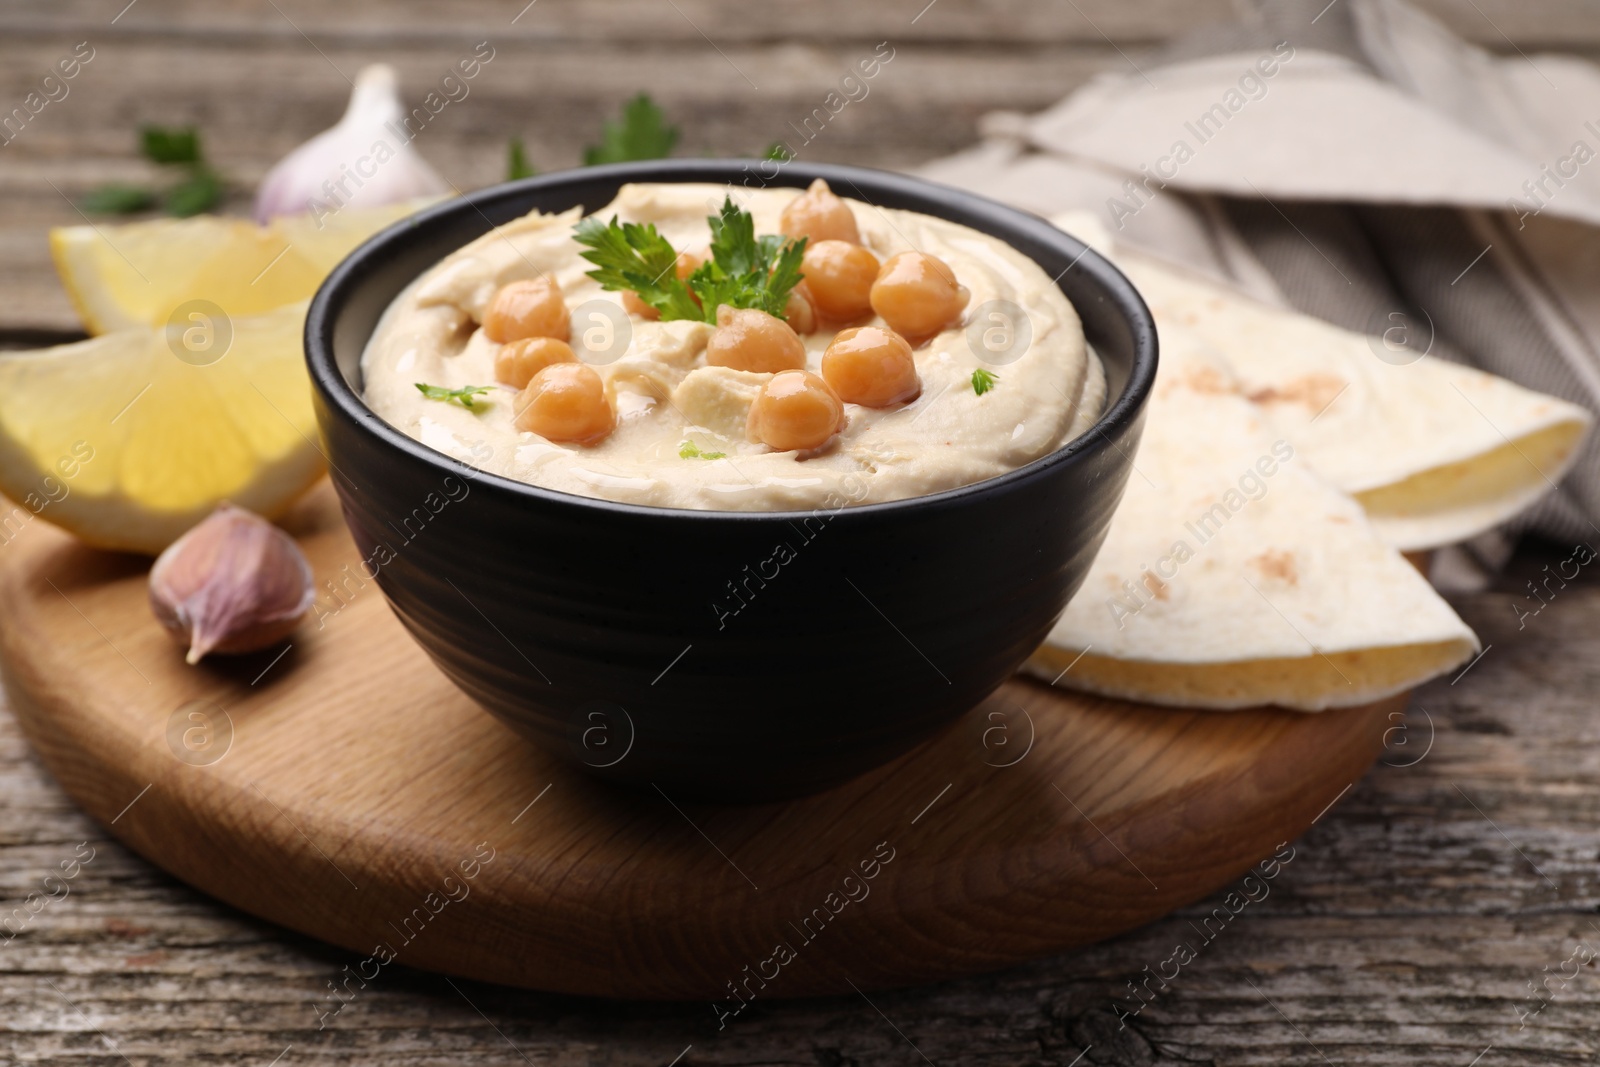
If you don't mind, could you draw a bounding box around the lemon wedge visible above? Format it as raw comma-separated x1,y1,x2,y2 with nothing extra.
0,301,324,554
49,200,433,335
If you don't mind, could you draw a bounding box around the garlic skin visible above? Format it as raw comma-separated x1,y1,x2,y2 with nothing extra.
149,504,316,665
253,63,450,224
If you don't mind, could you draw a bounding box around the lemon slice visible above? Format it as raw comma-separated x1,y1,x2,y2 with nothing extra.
50,200,435,335
0,301,324,554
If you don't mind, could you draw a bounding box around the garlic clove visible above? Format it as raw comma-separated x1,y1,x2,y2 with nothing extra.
149,504,316,665
252,63,451,225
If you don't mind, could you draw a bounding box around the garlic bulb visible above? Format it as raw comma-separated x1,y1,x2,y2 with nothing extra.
149,504,316,664
253,63,450,224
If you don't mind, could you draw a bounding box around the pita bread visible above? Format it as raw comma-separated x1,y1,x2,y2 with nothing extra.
1024,326,1478,710
1049,211,1593,550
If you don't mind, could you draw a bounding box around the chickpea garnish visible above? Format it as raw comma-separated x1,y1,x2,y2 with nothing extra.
821,326,921,408
705,305,807,373
780,178,860,245
494,337,577,390
513,363,615,444
869,252,969,340
483,277,571,343
801,240,880,322
622,251,705,319
785,280,819,335
621,290,652,318
748,370,846,453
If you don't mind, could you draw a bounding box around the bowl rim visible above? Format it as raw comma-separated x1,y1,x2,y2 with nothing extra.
305,158,1159,524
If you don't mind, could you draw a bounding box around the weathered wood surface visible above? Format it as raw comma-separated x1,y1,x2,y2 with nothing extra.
5,2,1600,1063
0,483,1404,1002
1,0,1596,333
2,540,1598,1065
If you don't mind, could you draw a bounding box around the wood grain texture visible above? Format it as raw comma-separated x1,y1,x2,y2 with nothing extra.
3,1,1599,1061
0,527,1596,1065
0,482,1395,1003
0,0,1592,332
1,0,1589,47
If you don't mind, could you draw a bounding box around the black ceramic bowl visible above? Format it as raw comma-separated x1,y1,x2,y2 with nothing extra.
306,160,1156,802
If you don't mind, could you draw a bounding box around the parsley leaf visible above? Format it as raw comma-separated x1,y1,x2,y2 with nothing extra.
584,94,678,166
971,368,999,395
140,125,202,164
763,142,793,162
574,215,703,321
574,197,807,324
507,137,537,180
415,383,493,409
706,199,765,275
164,166,223,217
679,441,727,460
760,235,807,314
86,125,220,216
685,196,807,319
81,184,157,215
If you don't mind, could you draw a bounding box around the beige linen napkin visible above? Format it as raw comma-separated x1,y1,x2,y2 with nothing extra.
921,0,1600,550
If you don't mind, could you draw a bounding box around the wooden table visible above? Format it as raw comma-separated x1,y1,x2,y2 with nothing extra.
5,554,1598,1066
2,0,1596,336
4,2,1599,1064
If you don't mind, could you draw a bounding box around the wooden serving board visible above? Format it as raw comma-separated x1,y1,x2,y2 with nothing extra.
0,483,1397,1000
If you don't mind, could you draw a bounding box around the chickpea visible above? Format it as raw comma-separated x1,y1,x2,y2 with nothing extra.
678,249,707,280
785,280,818,335
801,240,880,322
780,178,860,245
705,305,807,373
623,251,705,320
483,277,571,343
869,252,969,340
513,363,615,444
494,337,577,390
621,289,654,319
748,370,846,453
821,326,921,408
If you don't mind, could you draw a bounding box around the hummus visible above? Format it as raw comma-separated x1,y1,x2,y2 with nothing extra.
361,183,1104,510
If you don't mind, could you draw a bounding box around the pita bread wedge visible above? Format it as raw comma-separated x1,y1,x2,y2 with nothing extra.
1047,210,1592,550
1024,326,1478,711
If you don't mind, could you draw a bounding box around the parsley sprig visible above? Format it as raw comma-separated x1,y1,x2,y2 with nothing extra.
584,94,678,165
679,441,727,460
506,137,537,181
415,383,493,409
84,125,223,217
508,92,676,181
573,216,703,321
971,368,999,395
574,196,807,324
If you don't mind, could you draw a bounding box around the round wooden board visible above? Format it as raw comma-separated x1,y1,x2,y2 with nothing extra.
0,483,1397,1001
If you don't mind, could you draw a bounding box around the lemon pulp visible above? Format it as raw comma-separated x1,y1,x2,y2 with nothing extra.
49,200,431,334
0,302,324,554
